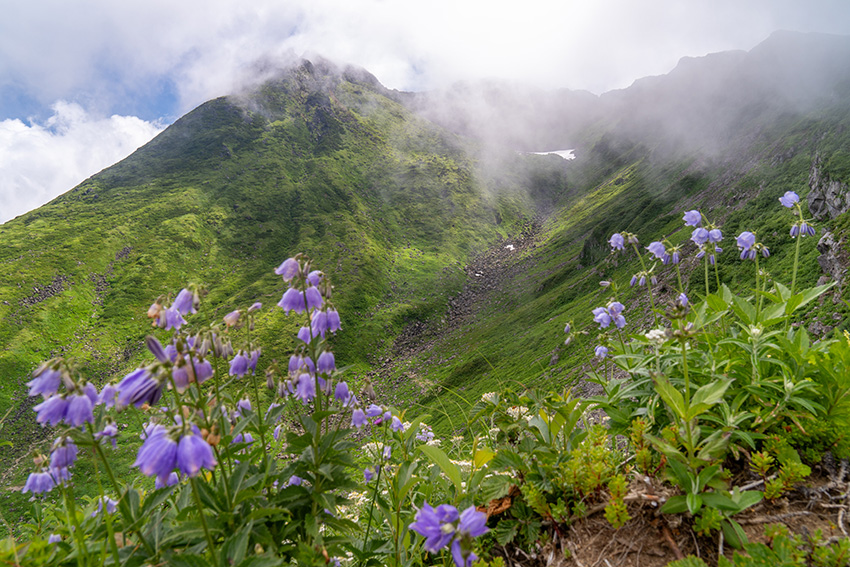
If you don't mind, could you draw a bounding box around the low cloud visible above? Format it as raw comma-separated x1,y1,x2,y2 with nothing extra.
0,101,163,224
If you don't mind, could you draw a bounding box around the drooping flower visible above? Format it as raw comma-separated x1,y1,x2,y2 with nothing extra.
155,472,180,489
334,381,350,404
91,497,118,517
592,307,612,328
176,431,217,477
646,241,667,262
608,233,625,251
326,309,341,332
304,286,324,310
351,409,368,428
50,438,78,470
172,288,197,315
116,368,163,408
59,392,92,427
48,534,61,543
779,191,800,208
365,404,383,418
229,352,249,377
317,351,335,374
163,306,186,331
223,310,241,327
26,362,63,398
364,467,375,482
275,258,301,281
22,470,56,494
295,373,316,405
306,270,323,286
287,475,303,487
595,345,609,359
677,293,689,307
134,427,178,483
691,227,709,246
278,288,306,314
34,395,68,427
391,416,405,432
682,210,701,227
736,231,758,260
708,228,723,243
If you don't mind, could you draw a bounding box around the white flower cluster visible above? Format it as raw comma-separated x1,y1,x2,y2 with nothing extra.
506,405,530,420
645,329,667,346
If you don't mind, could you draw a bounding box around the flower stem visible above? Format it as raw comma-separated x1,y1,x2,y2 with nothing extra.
190,476,219,565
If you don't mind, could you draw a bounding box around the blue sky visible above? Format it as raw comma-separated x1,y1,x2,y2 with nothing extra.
1,0,849,223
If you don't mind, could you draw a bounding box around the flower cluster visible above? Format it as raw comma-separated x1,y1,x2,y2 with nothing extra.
409,503,489,567
684,209,724,265
592,302,626,329
134,423,216,484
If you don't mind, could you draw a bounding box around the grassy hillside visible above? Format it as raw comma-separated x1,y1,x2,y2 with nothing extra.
2,43,850,533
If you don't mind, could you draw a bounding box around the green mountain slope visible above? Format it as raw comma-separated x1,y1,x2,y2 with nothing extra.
2,34,850,521
0,59,556,481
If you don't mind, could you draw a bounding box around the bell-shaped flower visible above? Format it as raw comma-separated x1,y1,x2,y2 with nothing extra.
134,427,177,482
608,233,625,251
295,373,316,405
351,408,368,428
176,431,216,477
34,395,68,426
27,363,62,398
317,351,335,374
229,352,249,377
305,286,323,310
50,438,78,469
779,191,800,208
275,258,300,281
155,472,180,489
682,210,701,227
22,470,56,494
278,287,306,313
409,503,460,553
172,288,197,315
595,345,609,358
116,368,163,408
691,228,709,246
65,393,94,427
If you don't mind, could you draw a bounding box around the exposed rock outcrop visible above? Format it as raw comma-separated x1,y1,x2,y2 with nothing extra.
808,154,850,220
808,155,850,287
816,231,848,287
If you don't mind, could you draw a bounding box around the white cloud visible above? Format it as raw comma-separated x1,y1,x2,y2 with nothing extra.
0,101,163,224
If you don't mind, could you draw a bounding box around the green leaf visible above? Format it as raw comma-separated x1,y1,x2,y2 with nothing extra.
731,296,756,325
478,474,513,502
686,492,703,514
418,444,463,494
493,520,519,545
721,519,748,549
660,494,688,514
221,521,253,567
733,490,763,511
655,377,686,419
473,446,496,468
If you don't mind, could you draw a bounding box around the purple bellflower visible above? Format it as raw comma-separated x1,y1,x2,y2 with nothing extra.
351,408,368,428
134,427,178,484
27,362,63,398
779,191,800,208
34,395,68,427
683,210,701,227
116,368,163,408
595,345,609,359
608,233,625,251
23,470,56,494
176,432,217,477
275,257,301,281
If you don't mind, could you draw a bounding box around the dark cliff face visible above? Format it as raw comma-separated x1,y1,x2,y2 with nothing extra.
809,154,850,221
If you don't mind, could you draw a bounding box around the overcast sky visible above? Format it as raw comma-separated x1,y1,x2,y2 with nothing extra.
1,0,849,223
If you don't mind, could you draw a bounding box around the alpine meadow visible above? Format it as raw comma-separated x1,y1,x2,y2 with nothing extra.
3,30,850,567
